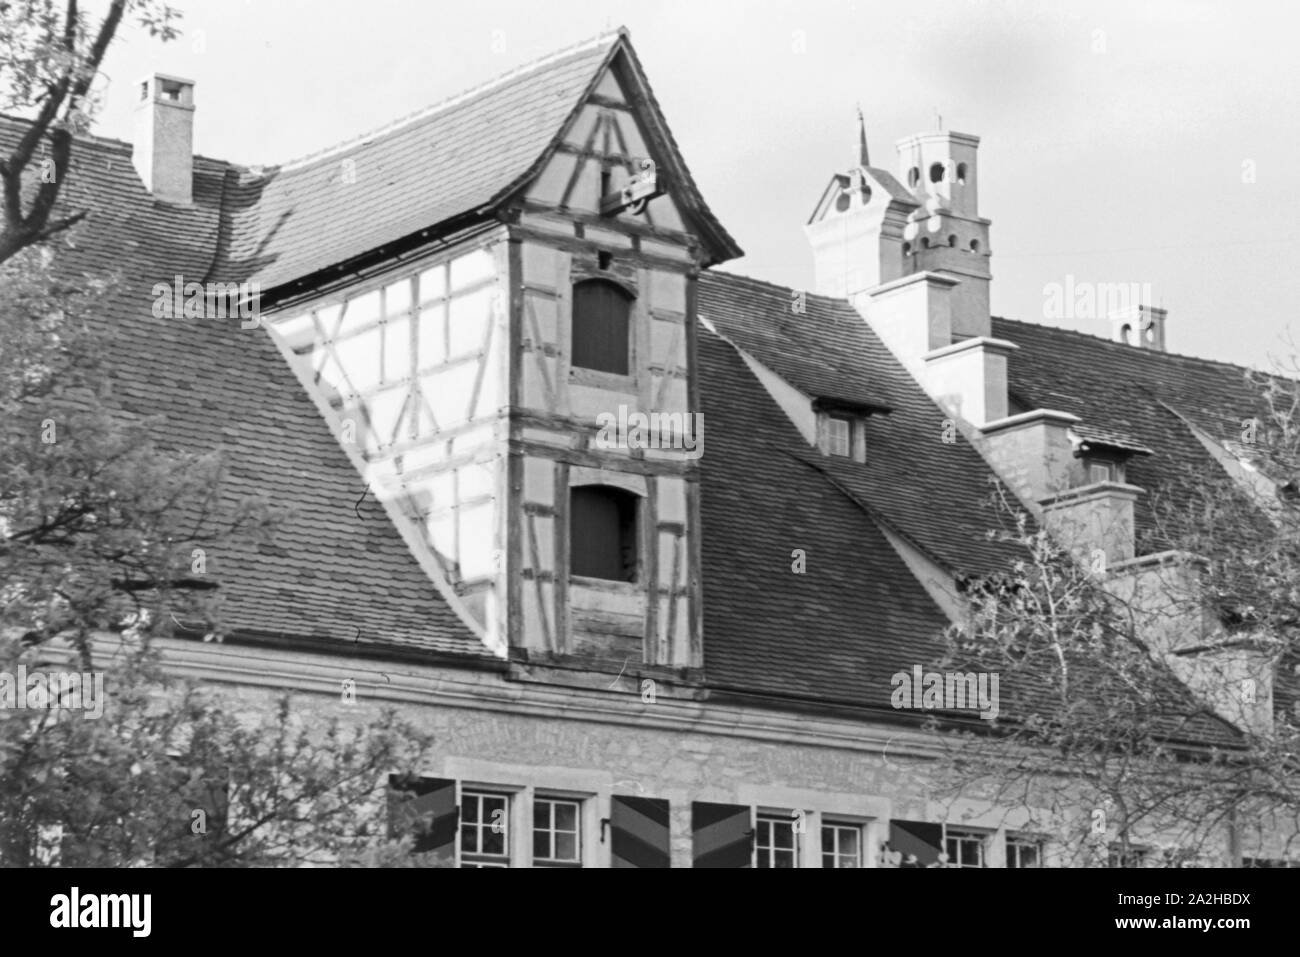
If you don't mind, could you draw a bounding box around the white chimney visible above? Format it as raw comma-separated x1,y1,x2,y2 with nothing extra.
133,73,195,205
1110,304,1167,351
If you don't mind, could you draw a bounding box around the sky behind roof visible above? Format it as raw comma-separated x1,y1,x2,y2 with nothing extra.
90,0,1300,371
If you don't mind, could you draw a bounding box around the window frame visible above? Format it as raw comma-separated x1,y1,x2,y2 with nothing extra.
945,829,988,868
1006,835,1044,868
459,789,513,868
532,795,585,868
818,411,866,462
821,819,865,868
754,811,802,869
568,483,641,584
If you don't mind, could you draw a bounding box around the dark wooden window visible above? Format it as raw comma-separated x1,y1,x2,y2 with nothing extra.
570,485,638,582
572,279,631,375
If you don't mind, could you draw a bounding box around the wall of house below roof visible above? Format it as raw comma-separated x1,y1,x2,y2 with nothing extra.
112,636,1299,867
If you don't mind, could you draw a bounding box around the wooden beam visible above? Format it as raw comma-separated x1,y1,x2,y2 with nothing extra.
513,439,697,479
587,93,633,111
553,459,570,655
507,223,692,275
643,475,659,665
515,199,696,248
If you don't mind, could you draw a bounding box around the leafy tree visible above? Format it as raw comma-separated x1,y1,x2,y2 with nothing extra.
0,0,179,263
929,384,1300,866
0,242,433,868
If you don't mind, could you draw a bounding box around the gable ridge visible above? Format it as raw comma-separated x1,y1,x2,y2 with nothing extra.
272,29,623,174
994,314,1279,381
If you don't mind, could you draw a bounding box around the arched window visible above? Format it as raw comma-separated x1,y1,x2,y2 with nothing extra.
956,162,968,184
572,279,632,375
929,162,945,184
570,485,638,582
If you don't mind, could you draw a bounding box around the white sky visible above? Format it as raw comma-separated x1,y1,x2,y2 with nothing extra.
90,0,1300,370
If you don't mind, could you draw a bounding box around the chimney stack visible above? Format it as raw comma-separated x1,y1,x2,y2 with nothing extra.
1110,304,1167,351
133,74,195,205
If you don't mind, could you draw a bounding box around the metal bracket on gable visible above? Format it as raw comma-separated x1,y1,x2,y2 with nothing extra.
599,159,662,217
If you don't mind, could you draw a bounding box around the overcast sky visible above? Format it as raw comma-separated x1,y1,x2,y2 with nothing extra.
91,0,1300,370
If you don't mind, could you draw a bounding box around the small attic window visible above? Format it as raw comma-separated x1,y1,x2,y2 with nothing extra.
835,190,852,212
1088,461,1116,484
902,241,912,256
1120,323,1134,345
969,239,980,253
908,167,921,188
956,162,968,184
947,234,957,247
160,81,184,102
1083,455,1125,485
929,162,945,184
921,237,931,249
140,81,149,101
818,411,866,462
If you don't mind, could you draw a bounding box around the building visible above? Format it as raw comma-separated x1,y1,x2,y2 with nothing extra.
3,27,1296,867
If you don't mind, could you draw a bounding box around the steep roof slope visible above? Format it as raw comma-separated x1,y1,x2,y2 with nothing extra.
994,316,1278,542
214,29,740,294
700,272,1022,580
0,118,486,657
697,327,956,708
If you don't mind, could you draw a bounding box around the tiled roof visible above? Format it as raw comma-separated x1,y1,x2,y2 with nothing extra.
0,117,487,658
697,326,955,708
216,35,617,291
214,29,740,294
700,272,1021,580
1071,422,1154,456
1,29,1278,738
992,316,1275,541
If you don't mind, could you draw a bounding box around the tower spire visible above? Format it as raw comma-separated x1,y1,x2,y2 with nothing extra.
855,104,869,168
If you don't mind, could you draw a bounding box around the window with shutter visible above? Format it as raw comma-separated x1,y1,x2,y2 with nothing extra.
387,775,459,865
571,279,632,375
570,485,638,582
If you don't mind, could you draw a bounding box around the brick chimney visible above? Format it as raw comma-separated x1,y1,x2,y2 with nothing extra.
133,73,195,205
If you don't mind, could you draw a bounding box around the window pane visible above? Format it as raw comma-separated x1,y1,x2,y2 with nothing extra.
555,831,577,861
555,802,577,832
827,417,852,457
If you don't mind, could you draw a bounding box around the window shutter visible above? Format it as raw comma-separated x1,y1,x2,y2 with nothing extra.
610,795,671,868
388,775,459,864
889,820,943,866
572,280,631,375
691,801,753,868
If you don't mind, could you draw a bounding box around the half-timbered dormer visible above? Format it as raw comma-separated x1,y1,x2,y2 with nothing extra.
260,31,740,685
